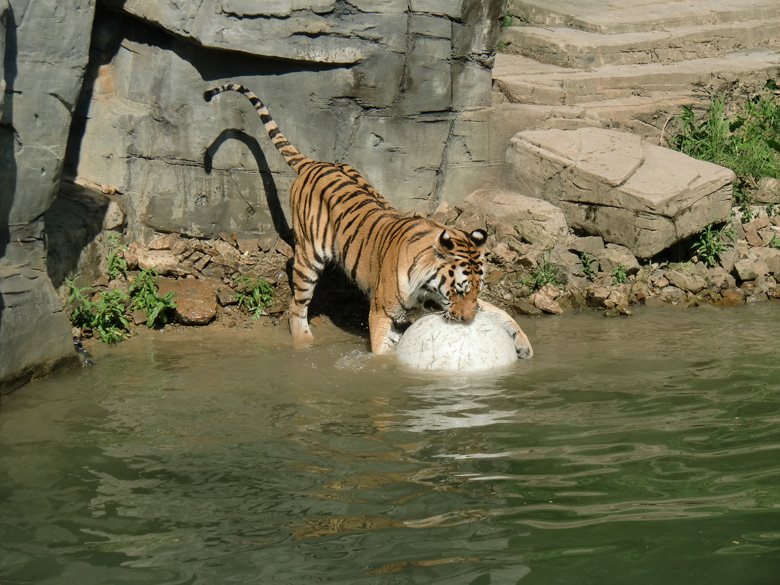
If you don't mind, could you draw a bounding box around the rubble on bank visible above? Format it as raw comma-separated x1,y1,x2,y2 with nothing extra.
72,192,780,345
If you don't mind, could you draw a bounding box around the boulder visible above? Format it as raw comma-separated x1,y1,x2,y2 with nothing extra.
396,311,520,372
596,244,640,276
506,127,735,257
465,189,568,246
157,278,217,325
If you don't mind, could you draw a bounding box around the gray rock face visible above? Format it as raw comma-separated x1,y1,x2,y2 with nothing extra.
506,127,735,258
0,0,504,390
0,0,96,392
72,0,505,242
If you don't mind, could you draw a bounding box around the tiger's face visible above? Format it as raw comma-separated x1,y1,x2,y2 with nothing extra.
429,229,487,322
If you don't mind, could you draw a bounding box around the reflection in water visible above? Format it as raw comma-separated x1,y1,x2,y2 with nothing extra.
1,305,780,584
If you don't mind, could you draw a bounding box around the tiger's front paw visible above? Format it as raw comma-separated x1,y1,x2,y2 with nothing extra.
512,332,534,359
290,320,315,348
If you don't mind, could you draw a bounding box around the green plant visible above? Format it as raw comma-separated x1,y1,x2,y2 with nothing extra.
673,88,780,220
692,223,735,267
770,235,780,250
66,279,130,344
579,252,597,280
105,232,128,280
520,257,561,291
611,263,628,284
128,269,178,328
234,276,274,319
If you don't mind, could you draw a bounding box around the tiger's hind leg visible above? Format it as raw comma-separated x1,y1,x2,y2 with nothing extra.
289,246,324,347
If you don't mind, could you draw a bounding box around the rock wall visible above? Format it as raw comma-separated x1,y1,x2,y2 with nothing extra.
70,0,507,243
0,0,96,393
0,0,506,391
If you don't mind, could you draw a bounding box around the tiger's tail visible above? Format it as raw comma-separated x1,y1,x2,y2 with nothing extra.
204,83,310,173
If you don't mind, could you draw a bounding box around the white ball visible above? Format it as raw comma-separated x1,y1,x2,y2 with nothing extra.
396,311,518,372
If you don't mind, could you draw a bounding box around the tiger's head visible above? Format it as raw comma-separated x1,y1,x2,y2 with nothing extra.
424,228,487,322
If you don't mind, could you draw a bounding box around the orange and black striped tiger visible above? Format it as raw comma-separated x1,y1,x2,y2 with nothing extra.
204,84,532,357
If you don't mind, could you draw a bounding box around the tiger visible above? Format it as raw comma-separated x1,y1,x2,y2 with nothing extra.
204,83,532,358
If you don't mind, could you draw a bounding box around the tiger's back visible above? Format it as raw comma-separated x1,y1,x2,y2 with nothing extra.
204,84,512,355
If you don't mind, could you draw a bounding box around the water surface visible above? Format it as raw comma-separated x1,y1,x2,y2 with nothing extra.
2,305,780,584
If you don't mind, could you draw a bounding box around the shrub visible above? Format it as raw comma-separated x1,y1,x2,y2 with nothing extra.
233,276,274,319
672,84,780,218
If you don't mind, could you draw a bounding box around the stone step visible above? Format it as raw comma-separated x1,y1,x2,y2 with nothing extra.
493,49,780,106
507,0,780,35
504,127,735,258
500,18,780,68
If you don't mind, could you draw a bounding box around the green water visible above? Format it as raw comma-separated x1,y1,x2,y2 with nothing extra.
1,304,780,584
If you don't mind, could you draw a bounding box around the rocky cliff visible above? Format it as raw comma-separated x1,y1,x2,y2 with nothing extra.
0,0,507,392
71,0,506,242
0,0,96,393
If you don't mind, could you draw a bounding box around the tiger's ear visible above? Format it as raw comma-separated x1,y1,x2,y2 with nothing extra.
434,230,456,256
469,229,487,248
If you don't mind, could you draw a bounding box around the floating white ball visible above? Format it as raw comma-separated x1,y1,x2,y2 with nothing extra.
396,311,518,372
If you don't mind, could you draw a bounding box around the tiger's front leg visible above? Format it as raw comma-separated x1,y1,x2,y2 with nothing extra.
478,299,534,359
368,303,403,354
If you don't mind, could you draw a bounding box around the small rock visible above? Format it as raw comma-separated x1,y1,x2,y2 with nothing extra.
530,286,564,314
644,297,667,309
238,238,260,255
718,248,737,273
193,254,211,272
131,308,148,326
103,201,125,230
566,235,605,256
258,232,279,252
586,284,610,307
219,232,238,246
490,242,518,265
705,267,736,290
745,228,765,248
149,233,180,250
718,288,745,305
665,270,706,293
464,189,568,247
756,177,780,203
510,298,542,317
597,244,639,276
454,210,487,233
734,257,769,282
137,249,180,276
604,289,628,309
429,201,459,225
274,238,294,258
659,286,686,305
171,239,190,257
212,239,240,269
157,278,217,325
485,268,504,285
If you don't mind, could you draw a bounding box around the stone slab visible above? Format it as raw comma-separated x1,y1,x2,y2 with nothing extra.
506,127,735,257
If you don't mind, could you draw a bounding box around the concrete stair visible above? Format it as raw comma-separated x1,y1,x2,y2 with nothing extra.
489,0,780,258
495,0,780,137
